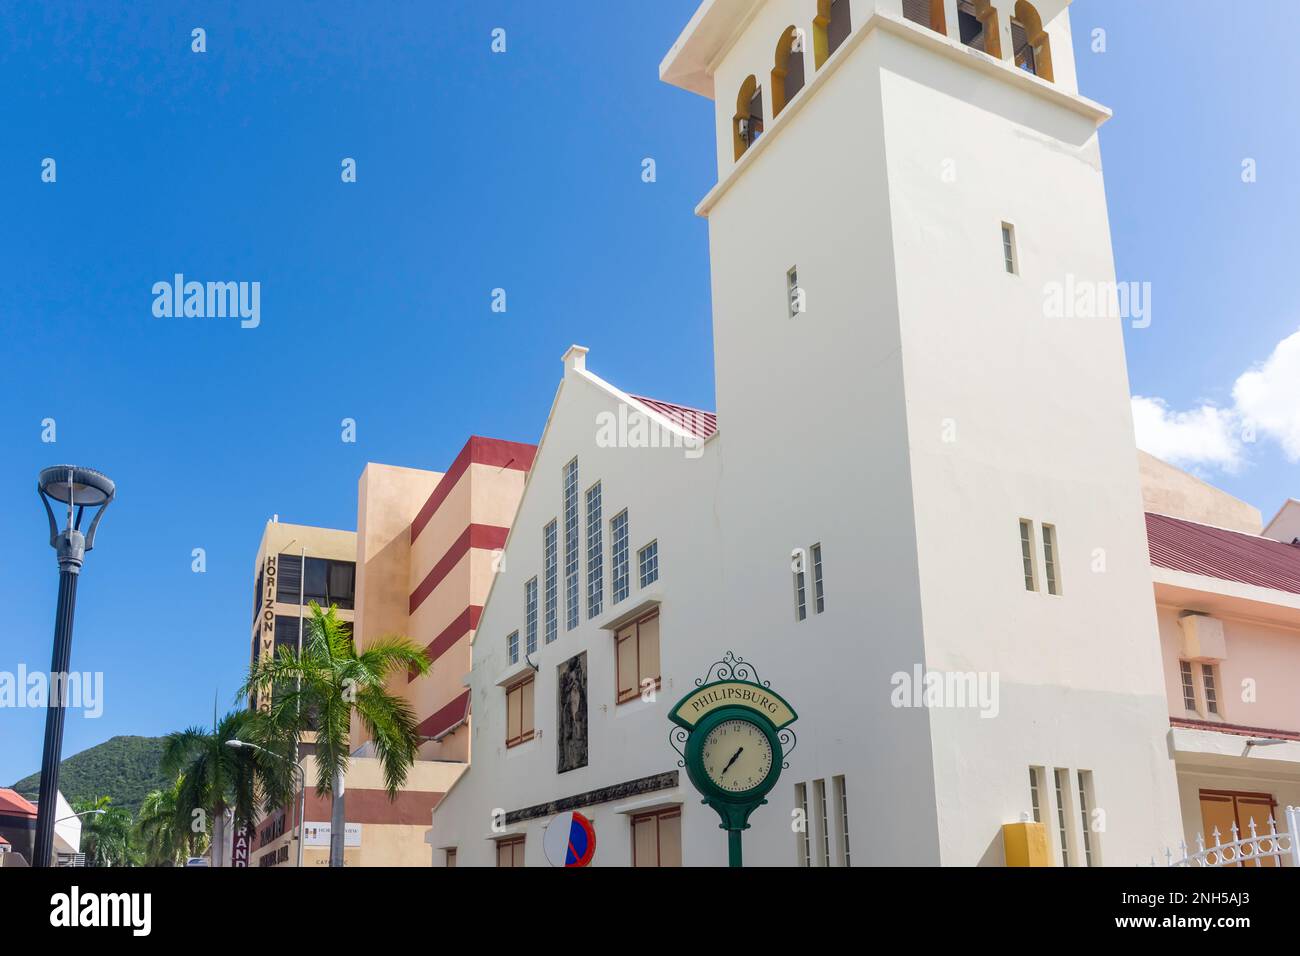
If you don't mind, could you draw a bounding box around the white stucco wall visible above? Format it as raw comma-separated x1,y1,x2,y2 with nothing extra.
703,3,1180,864
429,358,731,865
433,1,1186,866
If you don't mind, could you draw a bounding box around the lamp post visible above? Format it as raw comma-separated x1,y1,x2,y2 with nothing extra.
228,740,307,868
54,809,105,823
33,466,115,869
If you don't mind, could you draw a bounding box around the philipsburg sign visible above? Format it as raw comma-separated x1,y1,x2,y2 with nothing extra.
669,652,798,867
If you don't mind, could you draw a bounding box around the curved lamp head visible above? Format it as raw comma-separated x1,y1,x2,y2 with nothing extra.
38,465,116,564
39,467,115,507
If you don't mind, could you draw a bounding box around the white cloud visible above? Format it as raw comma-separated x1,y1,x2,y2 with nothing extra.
1233,328,1300,462
1131,396,1242,473
1132,325,1300,474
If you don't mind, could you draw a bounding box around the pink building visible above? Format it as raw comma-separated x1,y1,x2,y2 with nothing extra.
1142,454,1300,863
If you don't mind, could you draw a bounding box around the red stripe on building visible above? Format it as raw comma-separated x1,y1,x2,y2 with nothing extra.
417,689,472,739
410,436,537,544
409,524,509,615
410,604,482,677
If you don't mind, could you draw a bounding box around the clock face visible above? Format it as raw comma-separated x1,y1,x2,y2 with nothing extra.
700,718,774,794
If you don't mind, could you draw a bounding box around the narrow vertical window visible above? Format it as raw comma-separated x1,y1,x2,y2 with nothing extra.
1179,660,1197,711
833,775,851,867
793,551,808,622
814,778,831,866
771,26,806,118
958,0,1002,57
733,76,764,160
638,540,659,588
903,0,946,34
1019,519,1038,591
1201,664,1219,715
1053,768,1071,866
811,543,825,613
1011,15,1036,74
1077,771,1096,867
543,520,558,644
795,783,811,867
1012,1,1054,82
524,578,538,656
611,510,630,603
507,630,519,665
1001,222,1018,274
1041,524,1060,595
563,459,580,630
787,266,803,318
1028,767,1042,823
586,482,603,619
827,0,851,56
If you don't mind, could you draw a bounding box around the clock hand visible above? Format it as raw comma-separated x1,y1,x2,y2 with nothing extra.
720,747,744,777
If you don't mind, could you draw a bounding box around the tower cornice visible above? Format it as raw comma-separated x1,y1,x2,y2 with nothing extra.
692,11,1111,219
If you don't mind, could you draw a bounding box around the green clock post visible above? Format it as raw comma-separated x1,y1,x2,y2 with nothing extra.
669,652,798,867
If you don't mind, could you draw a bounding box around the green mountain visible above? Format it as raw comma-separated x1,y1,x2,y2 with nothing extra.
10,735,170,817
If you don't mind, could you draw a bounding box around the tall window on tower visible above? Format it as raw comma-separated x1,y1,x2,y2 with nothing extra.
771,26,806,118
1001,222,1018,274
957,1,1002,58
902,0,947,35
1041,523,1061,596
1012,1,1054,82
733,76,764,161
1019,519,1038,592
811,0,854,70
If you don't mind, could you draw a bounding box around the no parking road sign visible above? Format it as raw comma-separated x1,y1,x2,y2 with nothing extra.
543,811,596,867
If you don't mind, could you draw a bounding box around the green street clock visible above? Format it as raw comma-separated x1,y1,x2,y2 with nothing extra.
669,652,798,867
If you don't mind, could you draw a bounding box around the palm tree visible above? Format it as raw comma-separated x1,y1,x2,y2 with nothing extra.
136,775,197,866
76,796,137,867
162,709,258,867
240,602,429,867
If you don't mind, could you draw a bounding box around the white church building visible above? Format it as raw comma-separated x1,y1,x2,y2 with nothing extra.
427,0,1186,866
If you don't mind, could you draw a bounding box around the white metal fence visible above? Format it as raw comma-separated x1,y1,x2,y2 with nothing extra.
1154,805,1300,867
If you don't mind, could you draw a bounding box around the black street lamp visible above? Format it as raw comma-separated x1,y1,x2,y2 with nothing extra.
33,466,115,868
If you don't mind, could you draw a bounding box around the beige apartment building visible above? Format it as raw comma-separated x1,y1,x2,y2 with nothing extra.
246,435,536,866
248,519,358,714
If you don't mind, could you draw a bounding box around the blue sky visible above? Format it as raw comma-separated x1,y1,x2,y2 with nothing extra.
1,0,1296,787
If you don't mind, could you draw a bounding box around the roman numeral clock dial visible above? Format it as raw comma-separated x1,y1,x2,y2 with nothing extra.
701,718,773,794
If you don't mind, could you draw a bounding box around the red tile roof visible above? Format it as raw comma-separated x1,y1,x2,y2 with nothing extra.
630,395,719,440
0,789,37,818
1170,716,1300,742
1147,513,1300,596
0,834,10,845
